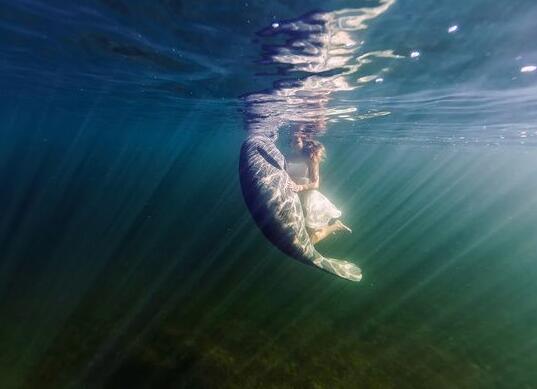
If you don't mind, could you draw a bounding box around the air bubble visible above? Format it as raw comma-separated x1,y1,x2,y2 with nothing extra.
521,65,536,73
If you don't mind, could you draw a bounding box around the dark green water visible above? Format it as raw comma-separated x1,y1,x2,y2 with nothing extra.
2,0,537,388
2,101,537,387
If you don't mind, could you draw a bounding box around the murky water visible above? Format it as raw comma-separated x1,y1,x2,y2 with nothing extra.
1,0,537,388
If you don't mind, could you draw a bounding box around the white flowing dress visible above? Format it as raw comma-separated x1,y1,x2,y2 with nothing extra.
287,160,342,229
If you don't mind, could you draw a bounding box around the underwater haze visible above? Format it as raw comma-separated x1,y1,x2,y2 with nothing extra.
1,0,537,388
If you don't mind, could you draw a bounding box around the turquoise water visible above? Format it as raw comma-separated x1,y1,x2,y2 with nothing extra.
1,0,537,388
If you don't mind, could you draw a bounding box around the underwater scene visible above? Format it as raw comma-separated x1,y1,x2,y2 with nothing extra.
1,0,537,387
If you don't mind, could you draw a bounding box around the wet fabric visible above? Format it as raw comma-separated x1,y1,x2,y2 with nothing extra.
286,161,342,229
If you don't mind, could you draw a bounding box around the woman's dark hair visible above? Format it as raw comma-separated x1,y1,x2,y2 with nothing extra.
302,139,326,162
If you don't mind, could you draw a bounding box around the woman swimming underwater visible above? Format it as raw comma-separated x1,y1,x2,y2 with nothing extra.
287,131,352,245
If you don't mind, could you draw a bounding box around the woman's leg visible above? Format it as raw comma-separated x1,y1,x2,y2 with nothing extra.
308,224,340,245
334,220,352,233
308,220,352,245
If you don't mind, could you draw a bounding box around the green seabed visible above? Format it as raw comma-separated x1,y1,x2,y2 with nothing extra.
19,279,493,389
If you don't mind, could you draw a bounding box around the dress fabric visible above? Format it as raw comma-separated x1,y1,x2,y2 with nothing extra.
286,161,342,229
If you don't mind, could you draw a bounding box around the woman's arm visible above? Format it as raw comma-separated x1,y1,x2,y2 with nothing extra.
306,158,320,190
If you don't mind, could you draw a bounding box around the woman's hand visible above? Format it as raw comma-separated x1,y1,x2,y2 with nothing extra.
291,181,318,192
288,180,302,192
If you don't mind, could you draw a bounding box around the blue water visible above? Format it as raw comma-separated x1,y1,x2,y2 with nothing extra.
1,0,537,388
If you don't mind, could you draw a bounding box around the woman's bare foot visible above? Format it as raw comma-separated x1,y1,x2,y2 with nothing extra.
334,220,352,233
